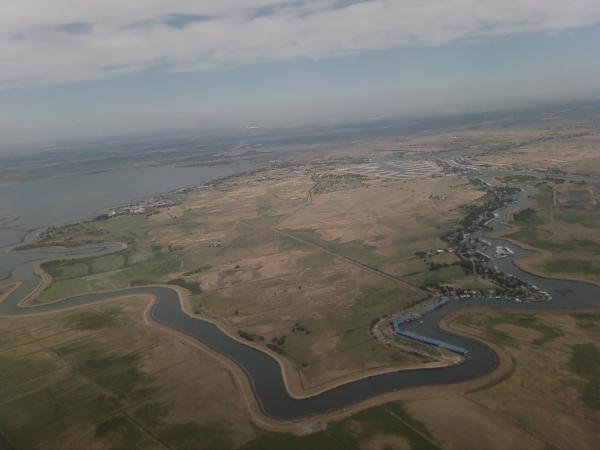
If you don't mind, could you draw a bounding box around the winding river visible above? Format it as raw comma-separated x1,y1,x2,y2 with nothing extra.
1,181,599,421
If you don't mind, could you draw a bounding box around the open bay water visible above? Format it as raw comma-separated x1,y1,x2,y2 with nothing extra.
0,162,262,248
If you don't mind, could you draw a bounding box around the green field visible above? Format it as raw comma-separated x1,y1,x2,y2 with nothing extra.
569,343,600,411
402,264,494,290
506,182,600,281
0,299,439,449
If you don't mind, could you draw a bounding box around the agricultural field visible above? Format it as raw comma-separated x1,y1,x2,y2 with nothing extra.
25,165,489,388
1,287,598,448
472,128,600,176
0,292,443,450
504,180,600,283
0,297,257,449
430,309,600,449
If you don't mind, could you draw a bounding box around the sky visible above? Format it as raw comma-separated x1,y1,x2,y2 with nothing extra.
1,0,600,146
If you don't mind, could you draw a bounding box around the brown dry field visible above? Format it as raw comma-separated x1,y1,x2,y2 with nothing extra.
322,126,600,176
146,168,483,388
22,161,486,392
324,128,559,159
472,130,600,175
554,185,597,210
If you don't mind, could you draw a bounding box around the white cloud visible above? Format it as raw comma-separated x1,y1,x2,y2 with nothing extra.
2,0,600,89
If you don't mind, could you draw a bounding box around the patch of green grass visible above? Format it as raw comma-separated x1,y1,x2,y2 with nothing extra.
168,278,203,295
61,310,116,331
483,321,518,348
283,229,385,268
355,285,420,312
573,239,600,255
0,354,60,392
297,252,335,270
274,232,308,252
571,314,600,337
385,401,437,443
500,174,537,184
569,343,600,410
245,401,437,450
402,265,470,288
533,183,555,211
158,421,235,449
274,281,424,376
35,215,183,302
42,257,95,280
248,213,286,228
555,210,600,229
468,355,517,394
476,314,563,348
542,259,600,276
508,184,552,241
91,251,131,272
506,184,600,273
95,415,151,449
132,402,170,428
31,277,91,305
55,345,153,401
509,314,564,346
81,215,149,244
0,305,162,448
182,265,212,276
0,376,119,448
35,250,181,304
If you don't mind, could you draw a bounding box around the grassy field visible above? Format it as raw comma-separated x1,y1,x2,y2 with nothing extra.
0,299,441,449
506,181,600,283
0,298,257,449
31,169,485,387
402,264,495,290
403,309,600,449
2,294,599,449
472,127,600,175
35,215,181,304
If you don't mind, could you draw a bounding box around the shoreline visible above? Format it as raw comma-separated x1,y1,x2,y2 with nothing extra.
0,264,465,430
0,274,515,435
2,163,268,253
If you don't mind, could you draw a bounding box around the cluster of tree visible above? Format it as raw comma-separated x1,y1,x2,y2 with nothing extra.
271,335,287,346
292,323,310,334
238,330,257,341
513,208,536,222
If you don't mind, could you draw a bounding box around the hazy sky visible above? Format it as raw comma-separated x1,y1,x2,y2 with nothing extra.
1,1,600,145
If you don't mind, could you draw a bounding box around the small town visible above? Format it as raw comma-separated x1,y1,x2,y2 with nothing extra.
96,196,174,219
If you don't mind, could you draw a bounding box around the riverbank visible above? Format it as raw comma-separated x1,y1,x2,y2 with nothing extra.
5,236,598,426
0,281,514,435
0,263,464,433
